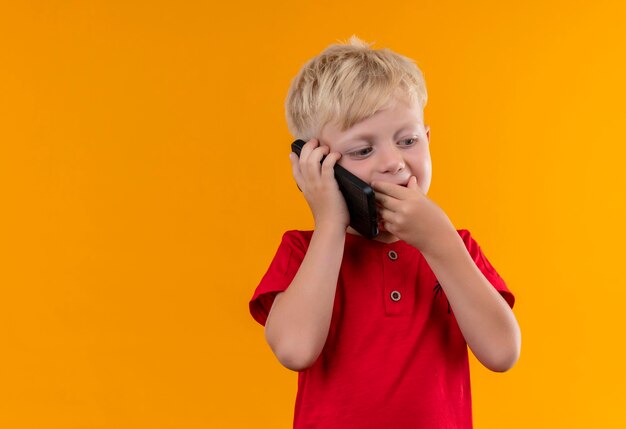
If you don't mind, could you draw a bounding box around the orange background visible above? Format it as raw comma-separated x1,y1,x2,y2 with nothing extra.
1,1,625,427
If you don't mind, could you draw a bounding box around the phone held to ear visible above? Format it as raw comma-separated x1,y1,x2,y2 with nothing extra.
291,139,379,239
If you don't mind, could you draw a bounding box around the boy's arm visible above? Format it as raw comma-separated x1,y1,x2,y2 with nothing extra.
371,179,521,372
420,230,521,372
264,224,345,372
265,139,348,371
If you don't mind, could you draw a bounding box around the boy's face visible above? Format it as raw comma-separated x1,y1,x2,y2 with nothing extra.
319,96,432,195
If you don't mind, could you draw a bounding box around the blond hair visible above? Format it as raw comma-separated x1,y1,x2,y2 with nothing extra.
285,35,428,141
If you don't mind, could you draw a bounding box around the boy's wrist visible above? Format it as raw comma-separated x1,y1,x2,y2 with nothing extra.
418,228,464,261
314,222,347,237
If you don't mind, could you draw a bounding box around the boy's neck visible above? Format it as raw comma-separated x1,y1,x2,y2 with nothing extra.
346,226,401,244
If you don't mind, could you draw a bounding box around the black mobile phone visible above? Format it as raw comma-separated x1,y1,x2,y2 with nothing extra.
291,139,379,239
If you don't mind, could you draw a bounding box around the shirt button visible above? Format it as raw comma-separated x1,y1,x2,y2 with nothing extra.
388,250,398,260
390,290,402,302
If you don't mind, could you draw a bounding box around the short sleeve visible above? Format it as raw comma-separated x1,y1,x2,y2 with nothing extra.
457,229,515,309
248,230,309,326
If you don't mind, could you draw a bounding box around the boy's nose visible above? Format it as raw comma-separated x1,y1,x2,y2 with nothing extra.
378,145,406,174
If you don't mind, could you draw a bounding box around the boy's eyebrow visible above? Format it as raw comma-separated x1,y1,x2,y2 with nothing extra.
340,124,419,145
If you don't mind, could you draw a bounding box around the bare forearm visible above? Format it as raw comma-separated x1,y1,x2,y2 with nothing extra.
264,225,345,370
420,231,521,372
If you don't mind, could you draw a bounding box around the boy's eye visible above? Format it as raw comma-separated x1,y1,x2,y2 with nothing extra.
400,138,418,146
349,147,373,157
348,138,418,158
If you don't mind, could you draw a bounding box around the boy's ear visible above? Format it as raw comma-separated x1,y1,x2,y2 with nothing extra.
425,125,430,142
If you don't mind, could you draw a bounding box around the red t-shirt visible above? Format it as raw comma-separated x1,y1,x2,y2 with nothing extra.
249,229,515,429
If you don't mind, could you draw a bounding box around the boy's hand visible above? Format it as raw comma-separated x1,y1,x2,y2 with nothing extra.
289,139,350,231
372,176,457,253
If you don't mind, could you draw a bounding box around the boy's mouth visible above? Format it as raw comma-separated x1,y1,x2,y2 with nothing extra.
372,179,411,188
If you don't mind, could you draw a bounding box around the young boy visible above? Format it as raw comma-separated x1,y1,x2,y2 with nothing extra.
249,36,521,428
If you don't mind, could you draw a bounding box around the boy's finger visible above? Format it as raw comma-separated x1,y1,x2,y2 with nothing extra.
304,145,330,180
378,206,390,218
321,152,341,178
299,144,321,181
407,176,418,189
375,190,397,203
371,180,409,199
308,144,329,165
375,193,400,212
289,152,305,190
299,138,318,164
